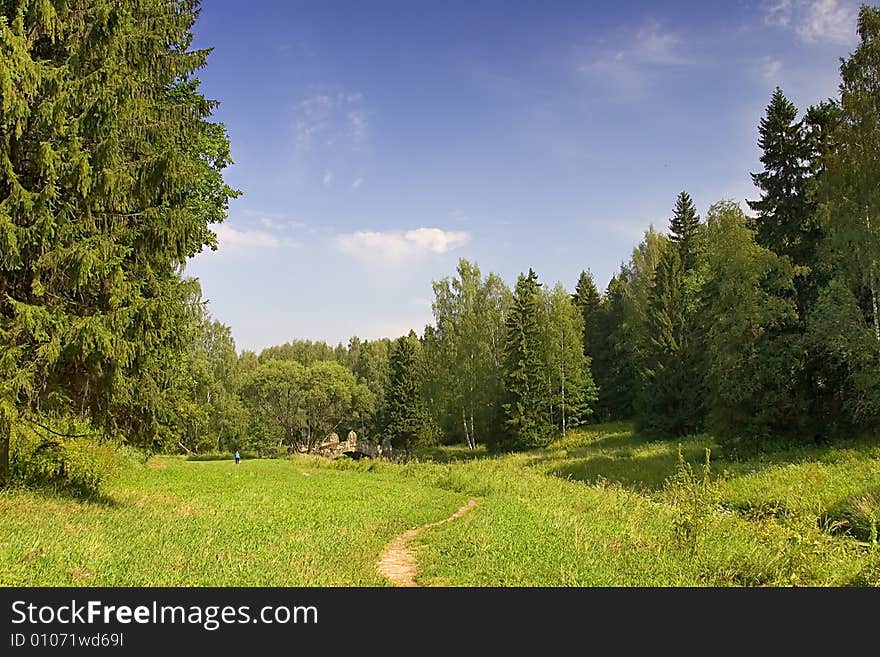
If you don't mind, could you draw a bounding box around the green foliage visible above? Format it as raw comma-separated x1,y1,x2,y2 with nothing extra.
384,331,427,450
572,269,602,360
637,247,701,436
499,269,553,450
669,191,701,271
819,6,880,337
9,417,126,496
542,282,597,433
589,228,669,421
0,0,238,482
701,201,804,451
425,259,509,448
804,279,880,434
240,358,371,453
662,446,716,553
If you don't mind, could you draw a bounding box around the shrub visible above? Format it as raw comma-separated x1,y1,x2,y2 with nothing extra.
9,417,125,497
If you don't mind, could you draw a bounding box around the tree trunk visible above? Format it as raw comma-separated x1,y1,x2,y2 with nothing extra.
867,209,880,340
0,415,9,487
469,412,476,450
461,407,474,450
561,326,566,437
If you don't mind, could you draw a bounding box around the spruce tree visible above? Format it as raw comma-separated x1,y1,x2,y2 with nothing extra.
572,270,602,360
637,247,698,436
748,87,822,314
499,269,552,450
0,1,238,482
384,331,425,450
669,192,701,270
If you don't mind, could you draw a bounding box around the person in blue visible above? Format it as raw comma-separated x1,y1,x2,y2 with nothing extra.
234,450,240,465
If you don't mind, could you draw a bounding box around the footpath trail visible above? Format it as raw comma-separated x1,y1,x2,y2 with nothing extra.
377,499,478,587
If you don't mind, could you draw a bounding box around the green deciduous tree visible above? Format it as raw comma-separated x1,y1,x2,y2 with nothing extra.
543,283,597,435
820,6,880,340
0,0,238,482
427,259,509,448
701,201,803,453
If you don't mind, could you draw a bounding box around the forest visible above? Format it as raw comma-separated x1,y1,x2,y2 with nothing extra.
0,2,879,486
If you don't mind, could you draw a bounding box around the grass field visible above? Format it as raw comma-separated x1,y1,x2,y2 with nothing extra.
3,423,879,586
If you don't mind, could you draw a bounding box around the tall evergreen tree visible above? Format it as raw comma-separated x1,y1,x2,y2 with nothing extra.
748,87,822,313
637,247,700,436
669,192,701,270
498,269,552,450
572,270,602,360
0,0,238,482
384,331,425,450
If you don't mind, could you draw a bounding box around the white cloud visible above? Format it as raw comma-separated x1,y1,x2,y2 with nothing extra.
213,224,299,250
762,0,858,44
797,0,856,43
335,227,470,265
323,171,334,188
352,177,364,189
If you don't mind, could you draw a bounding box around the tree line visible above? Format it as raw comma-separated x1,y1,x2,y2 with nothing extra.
2,2,880,483
181,6,880,456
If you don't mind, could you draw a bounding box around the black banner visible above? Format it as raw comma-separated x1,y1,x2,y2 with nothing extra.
1,587,876,653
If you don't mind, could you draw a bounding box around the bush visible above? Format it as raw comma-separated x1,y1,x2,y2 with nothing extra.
9,417,126,497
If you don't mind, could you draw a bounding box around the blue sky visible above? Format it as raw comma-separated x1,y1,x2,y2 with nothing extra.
185,0,863,352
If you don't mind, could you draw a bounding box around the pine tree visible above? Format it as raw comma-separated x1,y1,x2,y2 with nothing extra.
572,270,602,360
748,87,822,315
499,269,552,450
0,1,238,482
669,192,701,270
384,331,425,450
637,247,699,436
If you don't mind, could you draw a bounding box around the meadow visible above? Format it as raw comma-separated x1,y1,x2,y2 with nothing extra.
2,424,879,586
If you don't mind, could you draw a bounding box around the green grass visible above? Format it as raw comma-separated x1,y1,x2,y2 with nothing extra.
3,423,880,586
407,425,880,586
0,456,466,586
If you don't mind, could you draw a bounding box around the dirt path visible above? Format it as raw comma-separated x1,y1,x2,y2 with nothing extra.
377,499,477,587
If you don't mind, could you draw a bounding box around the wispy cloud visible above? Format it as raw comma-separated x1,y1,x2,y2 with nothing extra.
764,0,794,27
323,171,334,188
335,227,470,265
352,177,364,189
292,91,368,151
577,20,691,94
213,224,300,250
761,56,784,81
762,0,858,44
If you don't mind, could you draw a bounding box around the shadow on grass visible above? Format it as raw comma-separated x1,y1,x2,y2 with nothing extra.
548,446,708,492
528,428,713,492
2,481,120,508
413,445,489,464
184,452,263,462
